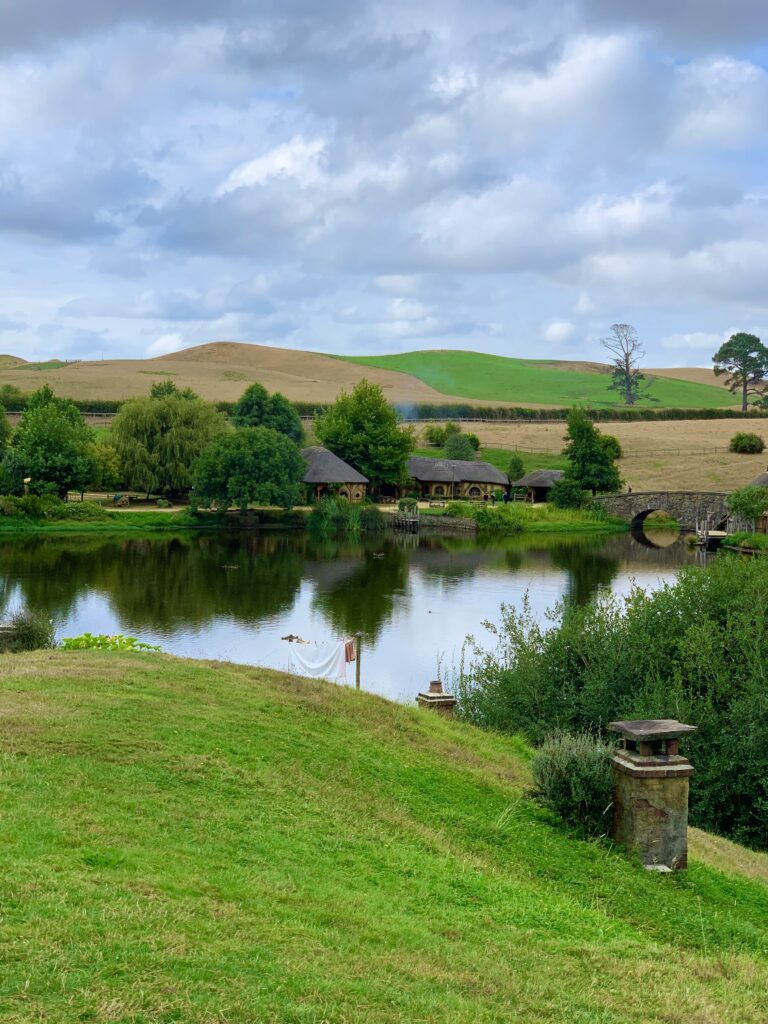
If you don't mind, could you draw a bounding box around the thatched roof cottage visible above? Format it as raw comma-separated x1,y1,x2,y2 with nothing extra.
511,469,565,503
406,456,508,500
301,446,368,502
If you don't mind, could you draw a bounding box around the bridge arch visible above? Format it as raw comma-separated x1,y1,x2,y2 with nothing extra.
593,491,730,533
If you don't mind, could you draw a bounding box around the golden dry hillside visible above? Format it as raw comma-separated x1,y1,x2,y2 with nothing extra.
0,342,478,405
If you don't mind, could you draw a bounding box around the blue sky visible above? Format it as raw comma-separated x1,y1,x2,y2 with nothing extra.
2,0,768,366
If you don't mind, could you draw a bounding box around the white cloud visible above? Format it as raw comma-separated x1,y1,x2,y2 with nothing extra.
542,320,575,343
146,332,186,356
575,291,594,314
217,136,326,195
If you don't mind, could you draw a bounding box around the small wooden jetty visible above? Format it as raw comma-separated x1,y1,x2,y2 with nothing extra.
693,513,732,551
392,507,420,533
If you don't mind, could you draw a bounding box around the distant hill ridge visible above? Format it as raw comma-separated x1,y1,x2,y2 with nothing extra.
0,341,736,409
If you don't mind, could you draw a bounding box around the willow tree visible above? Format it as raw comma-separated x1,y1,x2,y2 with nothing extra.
111,393,226,498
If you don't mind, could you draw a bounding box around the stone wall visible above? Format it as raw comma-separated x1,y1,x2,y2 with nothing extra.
594,491,729,531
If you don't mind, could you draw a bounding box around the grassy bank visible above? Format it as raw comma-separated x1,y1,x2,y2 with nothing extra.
0,507,309,536
412,445,568,475
424,500,628,534
0,651,766,1022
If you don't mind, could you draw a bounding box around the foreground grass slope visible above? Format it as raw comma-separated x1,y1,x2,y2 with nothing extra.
1,652,767,1023
346,351,735,408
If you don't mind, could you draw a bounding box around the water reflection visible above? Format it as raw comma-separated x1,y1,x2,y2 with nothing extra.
0,528,703,702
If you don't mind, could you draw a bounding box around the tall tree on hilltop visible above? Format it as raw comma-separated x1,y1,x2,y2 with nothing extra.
315,379,413,490
712,333,768,412
562,407,621,496
602,323,646,406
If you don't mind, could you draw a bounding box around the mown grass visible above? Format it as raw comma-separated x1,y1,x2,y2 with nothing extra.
346,351,735,408
0,652,766,1022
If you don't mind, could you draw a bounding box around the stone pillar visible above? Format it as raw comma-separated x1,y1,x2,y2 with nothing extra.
416,680,457,718
609,719,697,872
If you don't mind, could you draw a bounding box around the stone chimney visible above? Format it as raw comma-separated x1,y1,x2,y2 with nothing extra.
609,719,697,872
416,680,457,718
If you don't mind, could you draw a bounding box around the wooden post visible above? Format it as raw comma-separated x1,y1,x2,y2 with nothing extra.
355,633,362,690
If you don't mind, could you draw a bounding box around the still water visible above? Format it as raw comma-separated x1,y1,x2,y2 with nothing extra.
0,528,704,702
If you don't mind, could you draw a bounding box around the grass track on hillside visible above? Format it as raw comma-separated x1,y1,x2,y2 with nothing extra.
346,351,735,408
1,651,767,1023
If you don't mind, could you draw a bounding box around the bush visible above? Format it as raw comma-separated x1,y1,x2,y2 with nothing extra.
599,434,623,460
455,555,768,850
466,432,481,451
444,433,476,461
60,633,160,651
729,432,765,454
549,477,585,509
360,504,385,531
726,485,768,523
0,609,55,653
531,732,613,835
398,497,418,512
157,498,171,508
424,425,446,447
474,504,525,534
444,501,471,519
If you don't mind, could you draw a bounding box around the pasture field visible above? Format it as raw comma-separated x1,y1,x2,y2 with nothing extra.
418,418,768,492
346,350,736,408
1,341,737,409
0,650,767,1023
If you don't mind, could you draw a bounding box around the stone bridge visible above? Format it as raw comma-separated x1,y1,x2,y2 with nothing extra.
593,491,730,531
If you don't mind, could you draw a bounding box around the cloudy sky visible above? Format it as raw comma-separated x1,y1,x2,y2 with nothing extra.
2,1,768,365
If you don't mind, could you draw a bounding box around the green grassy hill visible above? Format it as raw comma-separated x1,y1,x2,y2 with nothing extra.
2,651,768,1022
344,350,735,408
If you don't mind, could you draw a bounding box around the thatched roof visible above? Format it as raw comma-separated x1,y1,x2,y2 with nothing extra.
511,469,565,488
748,471,768,487
301,446,368,484
407,456,509,486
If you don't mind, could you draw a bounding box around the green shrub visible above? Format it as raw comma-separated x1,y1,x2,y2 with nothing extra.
726,485,768,522
722,531,768,551
549,477,585,509
599,434,623,460
424,424,446,447
56,501,112,521
444,501,471,519
157,497,171,508
530,732,613,835
60,633,160,651
0,609,55,653
466,432,481,451
444,433,476,461
507,453,524,481
473,504,525,533
360,504,385,531
455,555,768,850
398,497,418,512
729,432,765,454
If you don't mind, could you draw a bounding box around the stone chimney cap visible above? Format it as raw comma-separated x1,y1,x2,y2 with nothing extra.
609,719,697,741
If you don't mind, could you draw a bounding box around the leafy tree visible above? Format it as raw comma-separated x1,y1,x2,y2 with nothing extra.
466,432,481,451
232,382,303,443
444,432,476,461
87,441,123,491
12,385,95,497
192,427,305,510
726,485,768,526
0,404,11,451
562,407,621,496
599,434,623,460
549,477,585,509
315,379,413,489
111,394,226,498
150,380,198,401
713,333,768,412
728,432,765,454
424,424,446,447
602,323,647,405
507,453,524,481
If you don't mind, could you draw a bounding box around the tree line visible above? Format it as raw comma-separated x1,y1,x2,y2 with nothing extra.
0,378,418,508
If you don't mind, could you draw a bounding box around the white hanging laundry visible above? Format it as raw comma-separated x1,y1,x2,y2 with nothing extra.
289,640,348,683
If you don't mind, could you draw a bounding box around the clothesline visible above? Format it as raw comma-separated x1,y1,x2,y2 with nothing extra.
284,634,359,685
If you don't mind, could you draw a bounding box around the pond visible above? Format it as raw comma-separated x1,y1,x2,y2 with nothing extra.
0,528,706,703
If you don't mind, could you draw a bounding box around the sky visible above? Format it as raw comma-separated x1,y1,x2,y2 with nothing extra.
2,1,768,366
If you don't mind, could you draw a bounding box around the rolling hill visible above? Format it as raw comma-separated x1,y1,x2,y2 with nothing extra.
344,350,736,409
1,649,767,1022
0,341,737,409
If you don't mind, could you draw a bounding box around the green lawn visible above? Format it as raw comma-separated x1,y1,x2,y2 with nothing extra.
344,350,735,408
1,651,767,1022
